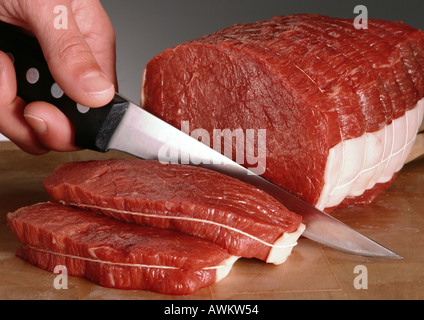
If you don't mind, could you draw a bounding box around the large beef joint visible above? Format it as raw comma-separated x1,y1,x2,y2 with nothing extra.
142,14,424,211
43,159,305,265
7,202,238,295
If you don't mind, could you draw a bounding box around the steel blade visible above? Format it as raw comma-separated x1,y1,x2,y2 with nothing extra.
238,174,402,259
108,102,402,259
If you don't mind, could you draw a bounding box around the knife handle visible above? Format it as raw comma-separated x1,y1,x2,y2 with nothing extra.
0,21,129,152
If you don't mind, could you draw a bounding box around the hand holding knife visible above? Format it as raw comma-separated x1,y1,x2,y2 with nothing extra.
0,21,402,259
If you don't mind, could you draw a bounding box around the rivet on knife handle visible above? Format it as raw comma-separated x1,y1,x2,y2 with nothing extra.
0,21,129,152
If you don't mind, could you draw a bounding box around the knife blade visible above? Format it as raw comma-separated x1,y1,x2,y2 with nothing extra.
0,21,401,259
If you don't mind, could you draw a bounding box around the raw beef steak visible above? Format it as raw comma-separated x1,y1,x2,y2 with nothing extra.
7,202,238,295
141,14,424,211
43,159,305,265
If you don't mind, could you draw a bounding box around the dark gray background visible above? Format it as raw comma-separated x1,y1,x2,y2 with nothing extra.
100,0,424,104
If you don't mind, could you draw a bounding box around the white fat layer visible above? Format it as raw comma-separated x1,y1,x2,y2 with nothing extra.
266,223,306,265
216,256,240,282
316,98,424,210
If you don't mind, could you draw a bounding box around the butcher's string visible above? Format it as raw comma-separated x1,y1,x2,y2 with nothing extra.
23,245,229,270
59,201,299,249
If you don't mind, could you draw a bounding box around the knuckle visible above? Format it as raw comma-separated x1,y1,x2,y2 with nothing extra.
55,33,92,64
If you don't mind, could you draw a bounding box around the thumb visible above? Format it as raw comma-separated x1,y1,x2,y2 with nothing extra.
27,2,115,108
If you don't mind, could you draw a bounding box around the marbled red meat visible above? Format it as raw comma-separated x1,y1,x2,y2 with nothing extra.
7,202,237,295
141,14,424,211
43,159,305,265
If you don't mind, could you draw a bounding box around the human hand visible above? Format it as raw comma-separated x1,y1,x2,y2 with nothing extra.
0,0,117,154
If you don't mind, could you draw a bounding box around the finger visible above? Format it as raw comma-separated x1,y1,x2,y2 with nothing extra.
0,50,48,155
25,0,115,108
73,0,118,89
24,101,81,152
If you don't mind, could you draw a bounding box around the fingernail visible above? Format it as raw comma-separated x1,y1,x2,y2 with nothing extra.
80,71,114,95
24,114,47,134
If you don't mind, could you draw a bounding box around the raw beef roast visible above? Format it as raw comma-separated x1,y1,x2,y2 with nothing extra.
7,202,238,295
43,159,305,265
142,14,424,211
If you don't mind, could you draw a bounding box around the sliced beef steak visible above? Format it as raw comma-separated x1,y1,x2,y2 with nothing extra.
7,202,238,295
141,14,424,211
43,159,305,265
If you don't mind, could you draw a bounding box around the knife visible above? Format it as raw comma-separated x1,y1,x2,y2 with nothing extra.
0,21,401,259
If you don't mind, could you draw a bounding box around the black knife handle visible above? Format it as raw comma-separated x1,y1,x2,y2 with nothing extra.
0,21,129,152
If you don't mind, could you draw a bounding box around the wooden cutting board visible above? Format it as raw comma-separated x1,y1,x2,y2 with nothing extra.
1,141,423,300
